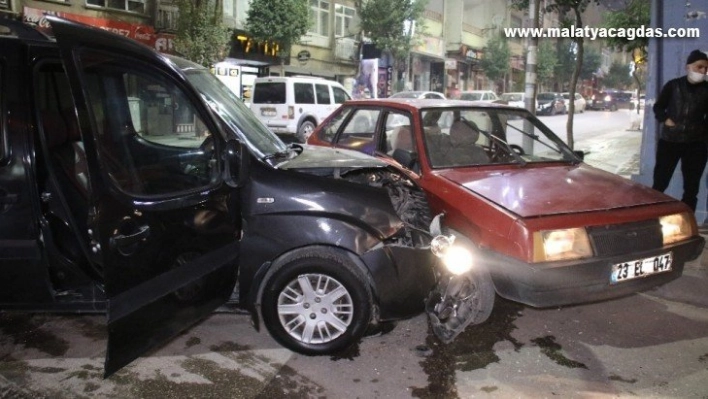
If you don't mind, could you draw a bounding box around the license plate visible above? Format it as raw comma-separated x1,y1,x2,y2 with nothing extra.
261,107,276,117
610,253,672,284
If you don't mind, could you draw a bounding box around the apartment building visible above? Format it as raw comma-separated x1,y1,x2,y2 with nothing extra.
2,0,608,99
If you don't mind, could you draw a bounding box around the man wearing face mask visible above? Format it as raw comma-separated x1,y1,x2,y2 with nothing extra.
652,49,708,211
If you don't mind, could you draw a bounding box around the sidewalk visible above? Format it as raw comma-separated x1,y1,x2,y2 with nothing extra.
643,227,708,308
579,118,708,308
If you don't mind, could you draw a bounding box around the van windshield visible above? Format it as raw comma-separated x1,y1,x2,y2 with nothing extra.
183,69,288,158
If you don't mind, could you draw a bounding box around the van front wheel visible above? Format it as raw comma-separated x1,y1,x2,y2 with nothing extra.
298,120,316,142
261,248,373,355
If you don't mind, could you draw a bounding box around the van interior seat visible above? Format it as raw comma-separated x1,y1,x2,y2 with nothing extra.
41,109,91,264
43,110,89,198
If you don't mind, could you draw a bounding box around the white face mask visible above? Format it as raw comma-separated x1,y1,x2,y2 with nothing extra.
687,70,706,84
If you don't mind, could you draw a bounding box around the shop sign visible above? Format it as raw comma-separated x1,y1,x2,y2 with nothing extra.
22,6,175,54
460,45,481,62
297,50,311,63
214,67,240,77
445,59,457,70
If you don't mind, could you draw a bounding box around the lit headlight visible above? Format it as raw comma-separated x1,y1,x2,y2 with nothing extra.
430,235,473,275
604,95,611,102
660,212,695,244
442,246,473,275
533,228,593,262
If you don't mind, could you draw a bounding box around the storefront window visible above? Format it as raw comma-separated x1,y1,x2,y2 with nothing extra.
86,0,146,14
308,0,329,37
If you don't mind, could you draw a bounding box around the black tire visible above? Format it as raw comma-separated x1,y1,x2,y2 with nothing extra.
261,247,373,355
297,120,317,143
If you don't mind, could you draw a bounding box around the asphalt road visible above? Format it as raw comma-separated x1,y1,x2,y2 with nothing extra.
1,287,706,398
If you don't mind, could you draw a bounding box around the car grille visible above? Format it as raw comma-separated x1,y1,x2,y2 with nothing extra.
587,220,663,257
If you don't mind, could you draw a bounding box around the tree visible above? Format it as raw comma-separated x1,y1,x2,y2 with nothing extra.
175,0,230,67
603,61,633,89
602,0,650,113
580,46,601,81
479,33,511,91
553,39,576,90
545,0,600,150
537,40,558,90
245,0,311,76
357,0,428,88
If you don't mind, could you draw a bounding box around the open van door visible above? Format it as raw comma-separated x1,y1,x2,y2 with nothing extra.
47,16,239,376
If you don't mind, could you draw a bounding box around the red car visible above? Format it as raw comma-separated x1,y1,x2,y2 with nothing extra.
308,98,704,319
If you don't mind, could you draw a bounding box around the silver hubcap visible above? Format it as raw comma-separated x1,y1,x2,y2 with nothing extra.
301,124,314,141
277,273,354,344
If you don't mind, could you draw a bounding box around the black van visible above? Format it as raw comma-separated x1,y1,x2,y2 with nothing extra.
0,17,444,376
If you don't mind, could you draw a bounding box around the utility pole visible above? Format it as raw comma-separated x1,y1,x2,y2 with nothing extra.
523,0,540,153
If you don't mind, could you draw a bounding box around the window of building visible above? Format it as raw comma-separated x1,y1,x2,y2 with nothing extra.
334,4,355,37
86,0,146,14
157,4,178,30
0,0,11,11
309,0,329,37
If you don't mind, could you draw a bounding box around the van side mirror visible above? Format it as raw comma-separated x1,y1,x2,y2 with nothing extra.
573,150,585,161
223,140,249,188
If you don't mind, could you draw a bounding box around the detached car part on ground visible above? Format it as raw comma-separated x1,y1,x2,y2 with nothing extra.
0,18,473,375
308,98,705,343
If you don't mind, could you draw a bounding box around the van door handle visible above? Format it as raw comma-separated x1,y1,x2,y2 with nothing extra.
110,225,150,248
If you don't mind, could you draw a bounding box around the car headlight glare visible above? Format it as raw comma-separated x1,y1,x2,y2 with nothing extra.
430,234,473,275
604,95,611,102
534,228,592,262
442,245,473,275
660,212,695,245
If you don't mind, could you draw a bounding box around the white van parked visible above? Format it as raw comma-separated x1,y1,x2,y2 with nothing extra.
251,76,351,142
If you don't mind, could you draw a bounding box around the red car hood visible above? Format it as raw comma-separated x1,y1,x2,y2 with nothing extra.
437,164,674,218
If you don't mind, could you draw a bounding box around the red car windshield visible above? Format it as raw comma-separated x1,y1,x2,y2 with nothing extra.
419,107,577,168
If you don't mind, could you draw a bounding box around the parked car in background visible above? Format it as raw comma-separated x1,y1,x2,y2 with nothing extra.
612,91,634,109
250,76,351,142
0,17,456,375
536,92,567,115
588,91,618,111
500,92,526,108
459,90,499,102
390,91,446,100
561,92,587,113
309,98,704,330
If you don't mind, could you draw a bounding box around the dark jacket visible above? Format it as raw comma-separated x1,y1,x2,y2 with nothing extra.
653,76,708,143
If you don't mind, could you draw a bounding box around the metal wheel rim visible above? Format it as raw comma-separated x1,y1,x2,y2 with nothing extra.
277,273,354,344
301,124,314,141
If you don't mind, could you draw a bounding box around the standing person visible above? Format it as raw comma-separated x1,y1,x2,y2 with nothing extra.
652,49,708,211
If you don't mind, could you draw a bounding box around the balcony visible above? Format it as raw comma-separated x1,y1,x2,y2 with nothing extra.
335,37,358,62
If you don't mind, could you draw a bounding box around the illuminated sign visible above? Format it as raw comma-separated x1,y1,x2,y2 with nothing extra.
228,30,285,65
